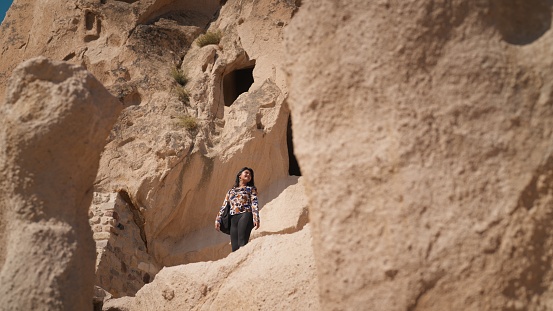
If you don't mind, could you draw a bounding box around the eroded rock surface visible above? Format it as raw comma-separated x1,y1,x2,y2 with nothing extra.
103,225,319,311
6,0,551,310
285,0,553,310
0,57,121,310
1,0,300,298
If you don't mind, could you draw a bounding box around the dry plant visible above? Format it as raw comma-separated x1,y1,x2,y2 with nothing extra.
196,30,222,47
176,115,198,131
171,68,188,86
173,86,190,103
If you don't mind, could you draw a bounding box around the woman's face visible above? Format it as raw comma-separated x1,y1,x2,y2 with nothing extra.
240,170,252,184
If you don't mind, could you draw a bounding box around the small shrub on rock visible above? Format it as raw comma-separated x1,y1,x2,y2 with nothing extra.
173,86,190,103
171,68,188,86
196,31,222,47
176,115,198,131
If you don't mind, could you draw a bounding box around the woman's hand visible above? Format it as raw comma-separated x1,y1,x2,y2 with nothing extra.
215,221,220,231
254,220,260,230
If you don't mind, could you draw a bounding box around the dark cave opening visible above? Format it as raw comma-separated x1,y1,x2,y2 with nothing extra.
287,115,301,176
223,66,254,107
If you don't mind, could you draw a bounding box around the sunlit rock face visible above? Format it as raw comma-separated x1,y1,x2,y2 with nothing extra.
0,57,121,310
0,0,300,299
285,0,553,310
7,0,552,310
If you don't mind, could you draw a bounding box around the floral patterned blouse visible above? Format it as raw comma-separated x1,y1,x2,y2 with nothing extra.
215,186,260,225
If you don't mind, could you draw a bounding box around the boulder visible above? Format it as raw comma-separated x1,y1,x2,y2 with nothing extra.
0,57,121,310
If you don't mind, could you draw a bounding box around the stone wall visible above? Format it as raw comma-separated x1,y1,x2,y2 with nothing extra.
90,192,160,297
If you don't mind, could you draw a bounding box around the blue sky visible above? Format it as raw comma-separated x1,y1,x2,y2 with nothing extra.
0,0,13,24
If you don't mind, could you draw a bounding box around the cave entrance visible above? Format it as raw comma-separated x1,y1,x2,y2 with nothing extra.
287,115,301,176
223,66,254,107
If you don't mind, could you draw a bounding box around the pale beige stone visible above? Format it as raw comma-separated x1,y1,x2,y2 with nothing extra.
0,0,221,103
285,0,553,310
2,0,298,284
92,225,103,233
0,57,121,310
96,240,108,249
5,0,553,309
137,262,150,273
251,176,309,239
94,232,112,241
90,216,101,225
91,191,159,297
103,226,319,311
88,0,296,275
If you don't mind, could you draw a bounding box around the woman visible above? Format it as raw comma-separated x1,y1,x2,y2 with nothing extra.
215,167,260,252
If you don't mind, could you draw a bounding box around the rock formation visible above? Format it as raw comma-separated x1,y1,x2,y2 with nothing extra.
104,221,318,311
100,175,311,310
285,0,553,310
0,57,121,310
1,0,303,303
86,0,297,297
3,0,553,310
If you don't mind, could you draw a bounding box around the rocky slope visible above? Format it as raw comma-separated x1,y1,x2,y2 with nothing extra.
104,180,317,310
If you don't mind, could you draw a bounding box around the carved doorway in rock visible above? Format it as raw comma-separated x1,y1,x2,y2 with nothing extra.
223,65,254,107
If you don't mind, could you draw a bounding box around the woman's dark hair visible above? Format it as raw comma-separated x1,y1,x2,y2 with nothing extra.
234,167,255,187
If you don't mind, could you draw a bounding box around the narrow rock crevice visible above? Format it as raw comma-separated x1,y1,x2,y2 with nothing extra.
119,190,148,251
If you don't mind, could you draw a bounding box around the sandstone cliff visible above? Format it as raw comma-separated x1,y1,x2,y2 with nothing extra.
1,0,306,305
2,0,553,310
286,0,553,310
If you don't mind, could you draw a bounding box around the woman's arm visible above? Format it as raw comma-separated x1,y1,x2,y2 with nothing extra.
215,191,230,230
251,187,260,229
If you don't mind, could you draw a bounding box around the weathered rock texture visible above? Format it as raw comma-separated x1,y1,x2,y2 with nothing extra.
10,0,553,310
285,0,553,310
0,0,220,104
89,191,160,297
99,175,314,310
91,0,296,296
1,0,301,299
0,57,121,310
251,176,309,239
103,225,319,311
